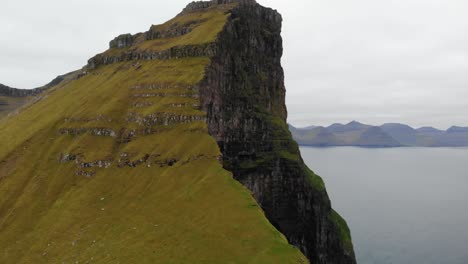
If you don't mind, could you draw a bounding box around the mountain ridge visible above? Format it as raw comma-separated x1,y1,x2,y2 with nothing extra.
291,122,468,147
0,71,81,119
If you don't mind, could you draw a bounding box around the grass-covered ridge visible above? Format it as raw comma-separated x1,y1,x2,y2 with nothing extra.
100,5,233,58
0,4,308,263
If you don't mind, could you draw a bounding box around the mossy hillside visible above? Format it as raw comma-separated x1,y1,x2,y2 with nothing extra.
0,58,207,161
0,24,307,264
330,210,354,256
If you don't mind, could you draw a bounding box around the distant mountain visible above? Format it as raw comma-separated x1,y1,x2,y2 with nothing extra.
380,123,418,146
447,126,468,133
302,125,318,130
437,126,468,146
354,126,401,147
326,121,372,145
0,71,80,119
291,125,345,146
417,126,444,134
291,122,468,147
327,121,370,133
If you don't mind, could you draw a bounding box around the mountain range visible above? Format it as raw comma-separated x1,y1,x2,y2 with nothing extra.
290,121,468,147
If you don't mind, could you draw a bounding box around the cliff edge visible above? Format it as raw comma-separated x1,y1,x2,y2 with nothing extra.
198,1,356,262
0,1,355,263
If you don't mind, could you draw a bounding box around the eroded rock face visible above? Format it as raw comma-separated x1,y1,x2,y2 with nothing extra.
87,43,217,69
198,2,356,263
126,112,205,126
58,127,117,137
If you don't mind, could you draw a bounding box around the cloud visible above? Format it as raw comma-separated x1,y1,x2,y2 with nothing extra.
259,0,468,129
0,0,466,128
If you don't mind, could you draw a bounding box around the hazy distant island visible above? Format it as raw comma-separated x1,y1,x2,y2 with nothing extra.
290,121,468,147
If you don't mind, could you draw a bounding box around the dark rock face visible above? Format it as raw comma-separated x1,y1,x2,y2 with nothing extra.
198,2,356,263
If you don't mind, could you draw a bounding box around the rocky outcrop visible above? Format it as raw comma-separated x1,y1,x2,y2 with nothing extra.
198,1,356,263
58,127,117,137
127,112,206,126
182,0,256,13
129,83,195,90
146,20,203,40
182,1,213,12
87,42,217,69
109,34,135,49
0,84,41,97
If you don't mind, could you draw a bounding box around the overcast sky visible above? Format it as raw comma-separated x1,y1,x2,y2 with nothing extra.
1,0,467,129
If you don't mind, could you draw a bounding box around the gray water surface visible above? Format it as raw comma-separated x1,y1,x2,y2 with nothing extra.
300,147,468,264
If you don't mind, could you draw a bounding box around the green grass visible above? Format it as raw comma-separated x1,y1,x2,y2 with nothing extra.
330,210,354,255
0,19,307,262
304,165,326,192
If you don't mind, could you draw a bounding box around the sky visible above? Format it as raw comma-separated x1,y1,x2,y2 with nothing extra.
0,0,467,129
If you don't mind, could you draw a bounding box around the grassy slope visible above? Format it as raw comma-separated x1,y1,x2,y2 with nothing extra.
0,6,307,264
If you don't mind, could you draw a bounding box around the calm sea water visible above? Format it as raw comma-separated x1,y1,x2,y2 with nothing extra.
300,147,468,264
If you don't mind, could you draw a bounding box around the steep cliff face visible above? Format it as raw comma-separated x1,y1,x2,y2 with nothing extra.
0,1,354,263
197,1,356,262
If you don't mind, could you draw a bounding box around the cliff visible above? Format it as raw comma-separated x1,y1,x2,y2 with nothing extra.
198,2,355,262
0,1,355,263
